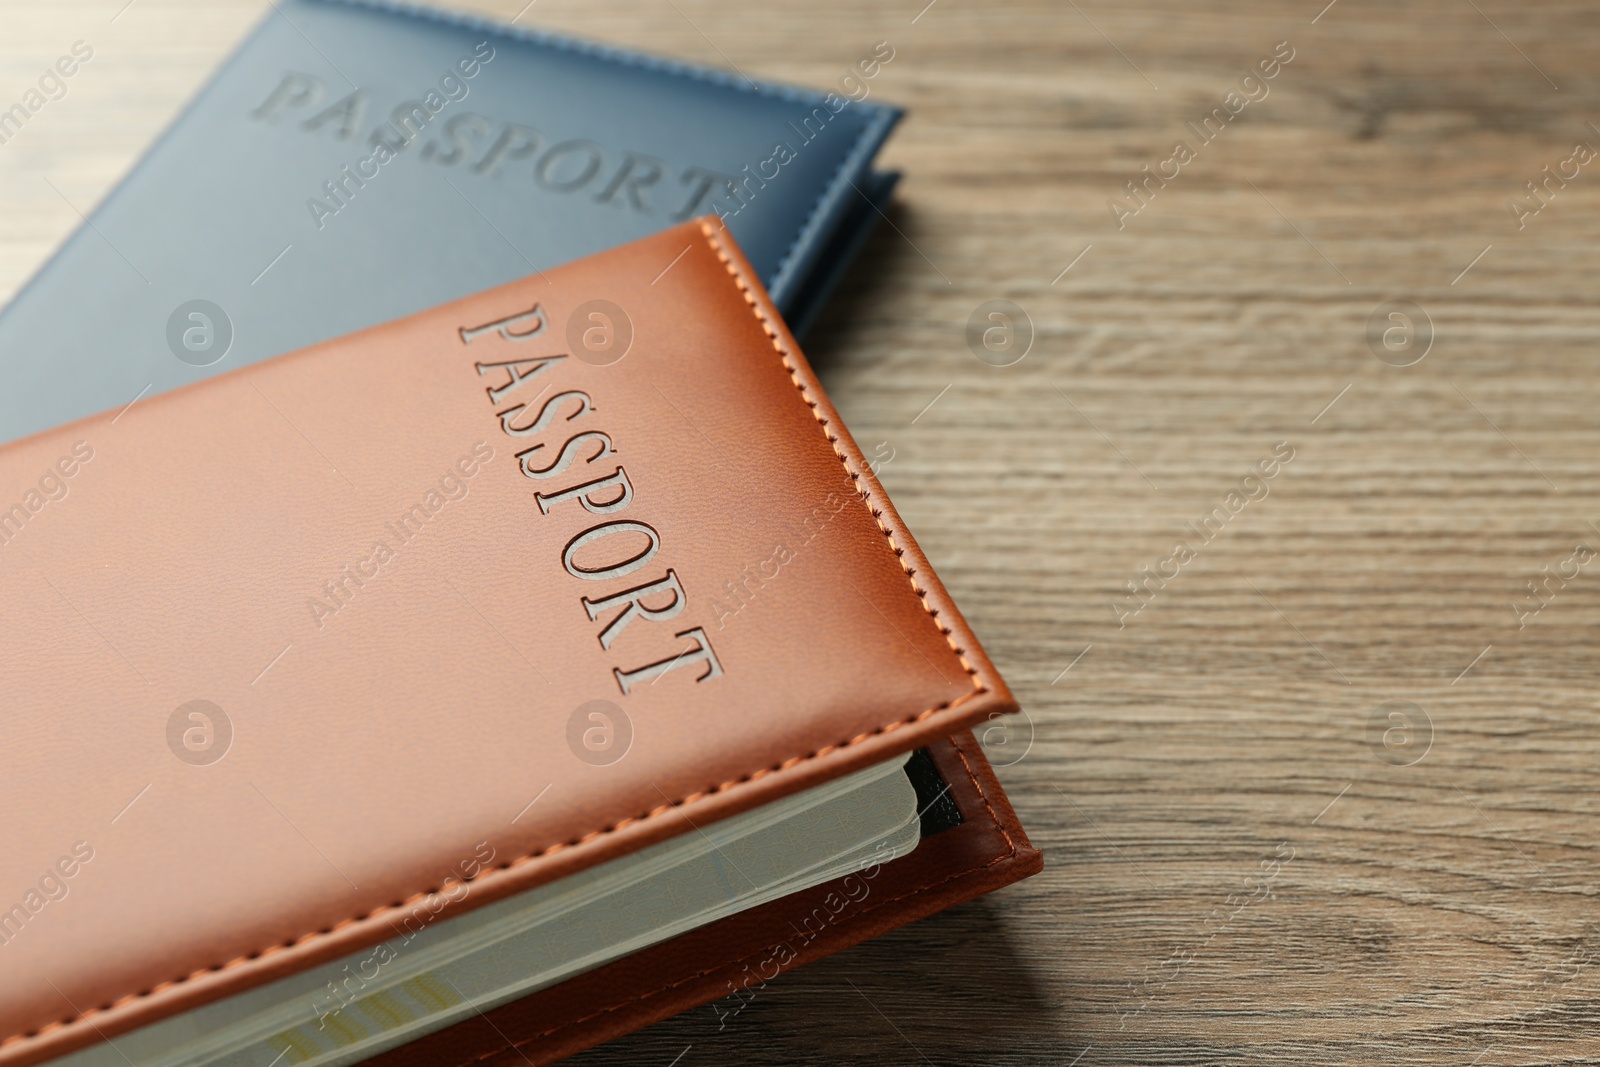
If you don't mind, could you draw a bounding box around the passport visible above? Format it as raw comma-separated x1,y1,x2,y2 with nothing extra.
0,0,901,447
0,221,1039,1067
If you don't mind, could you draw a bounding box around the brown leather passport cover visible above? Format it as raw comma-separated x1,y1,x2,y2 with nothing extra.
0,218,1039,1066
371,730,1037,1067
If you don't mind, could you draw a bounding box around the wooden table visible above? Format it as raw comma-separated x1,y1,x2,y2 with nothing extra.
6,0,1599,1063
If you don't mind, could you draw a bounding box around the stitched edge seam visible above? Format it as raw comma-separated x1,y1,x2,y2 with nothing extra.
2,700,985,1051
951,734,1019,857
449,737,1027,1063
697,219,985,686
0,225,991,1054
463,854,1024,1064
765,105,897,305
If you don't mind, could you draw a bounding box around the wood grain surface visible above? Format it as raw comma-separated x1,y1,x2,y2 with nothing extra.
5,0,1600,1063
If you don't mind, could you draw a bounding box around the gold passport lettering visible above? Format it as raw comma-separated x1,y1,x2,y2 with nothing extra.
465,303,725,696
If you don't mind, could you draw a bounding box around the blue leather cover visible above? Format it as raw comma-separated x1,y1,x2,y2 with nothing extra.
0,0,900,445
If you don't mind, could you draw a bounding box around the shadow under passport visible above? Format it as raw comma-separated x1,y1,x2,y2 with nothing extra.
564,895,1053,1067
795,198,921,371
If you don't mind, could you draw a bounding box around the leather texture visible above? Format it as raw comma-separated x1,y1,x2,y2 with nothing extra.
367,730,1042,1067
0,0,901,446
0,220,1021,1066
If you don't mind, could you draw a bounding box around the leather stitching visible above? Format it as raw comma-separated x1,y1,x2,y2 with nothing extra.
698,219,986,689
445,735,1025,1065
0,228,994,1054
950,732,1020,858
456,855,1023,1065
765,106,896,304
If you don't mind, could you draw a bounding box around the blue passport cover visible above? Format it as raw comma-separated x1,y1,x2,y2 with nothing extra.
0,0,900,445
